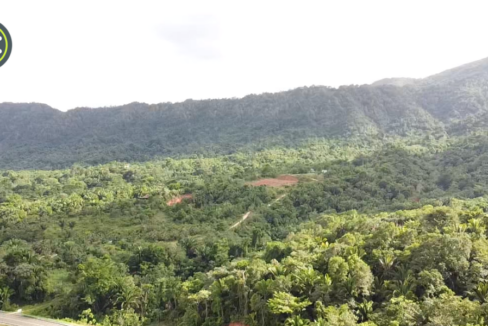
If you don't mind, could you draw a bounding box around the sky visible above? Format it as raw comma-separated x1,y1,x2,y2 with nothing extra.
1,0,488,111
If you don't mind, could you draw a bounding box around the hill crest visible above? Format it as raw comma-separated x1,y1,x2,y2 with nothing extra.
2,57,488,169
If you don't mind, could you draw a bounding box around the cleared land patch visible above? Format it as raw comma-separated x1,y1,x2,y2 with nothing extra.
246,175,299,187
166,194,193,206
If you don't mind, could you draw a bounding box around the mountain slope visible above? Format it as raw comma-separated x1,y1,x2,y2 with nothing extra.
2,57,488,169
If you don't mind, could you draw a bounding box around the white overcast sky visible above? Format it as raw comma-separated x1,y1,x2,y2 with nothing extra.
1,0,488,111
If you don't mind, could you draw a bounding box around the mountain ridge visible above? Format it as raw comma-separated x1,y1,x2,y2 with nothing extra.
2,57,488,169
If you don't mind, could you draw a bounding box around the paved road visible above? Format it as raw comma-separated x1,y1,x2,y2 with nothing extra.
0,312,69,326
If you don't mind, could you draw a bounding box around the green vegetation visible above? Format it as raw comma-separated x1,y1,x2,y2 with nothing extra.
2,57,488,170
3,57,488,325
1,132,488,325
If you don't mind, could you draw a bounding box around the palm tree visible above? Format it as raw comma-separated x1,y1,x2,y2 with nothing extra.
0,287,14,310
357,301,373,322
471,282,488,303
310,318,327,326
116,285,141,311
395,265,411,283
156,277,180,312
311,274,332,303
236,270,250,316
392,277,415,299
241,238,252,256
457,223,468,233
378,252,396,279
32,265,46,301
180,237,199,258
139,284,153,318
251,279,273,326
189,290,211,320
468,218,486,239
252,229,265,249
268,263,286,278
293,267,319,296
285,315,310,326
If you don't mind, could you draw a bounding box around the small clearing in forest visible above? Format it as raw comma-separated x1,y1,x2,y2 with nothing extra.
167,194,193,206
246,175,299,187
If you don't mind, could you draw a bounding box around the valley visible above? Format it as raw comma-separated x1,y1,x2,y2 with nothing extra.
3,58,488,326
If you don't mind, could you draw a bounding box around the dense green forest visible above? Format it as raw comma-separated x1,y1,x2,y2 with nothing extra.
2,131,488,325
1,57,488,169
4,58,488,325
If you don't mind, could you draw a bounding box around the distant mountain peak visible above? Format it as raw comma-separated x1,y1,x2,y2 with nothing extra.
371,56,488,87
2,57,488,169
423,56,488,84
371,78,418,87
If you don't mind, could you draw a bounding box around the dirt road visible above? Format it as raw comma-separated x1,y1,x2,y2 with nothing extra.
230,194,287,229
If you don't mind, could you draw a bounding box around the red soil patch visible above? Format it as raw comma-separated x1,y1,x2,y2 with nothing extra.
167,194,193,206
228,323,247,326
247,175,299,188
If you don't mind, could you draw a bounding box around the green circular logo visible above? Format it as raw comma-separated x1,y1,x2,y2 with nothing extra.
0,23,12,67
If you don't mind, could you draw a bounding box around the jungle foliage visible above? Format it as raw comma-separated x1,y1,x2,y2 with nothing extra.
3,57,488,325
2,57,488,169
2,133,488,325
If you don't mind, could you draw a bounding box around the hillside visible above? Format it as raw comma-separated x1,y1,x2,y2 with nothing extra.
5,57,488,326
2,57,488,169
4,133,488,326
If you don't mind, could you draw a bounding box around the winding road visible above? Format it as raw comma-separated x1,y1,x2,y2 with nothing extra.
0,312,72,326
230,194,287,229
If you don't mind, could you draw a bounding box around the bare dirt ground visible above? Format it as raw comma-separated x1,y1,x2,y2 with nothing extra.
246,175,299,187
166,194,193,206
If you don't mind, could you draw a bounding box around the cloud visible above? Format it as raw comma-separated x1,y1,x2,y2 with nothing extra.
156,15,221,60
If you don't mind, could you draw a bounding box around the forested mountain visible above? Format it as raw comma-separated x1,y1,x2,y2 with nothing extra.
2,57,488,169
6,57,488,326
3,133,488,326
